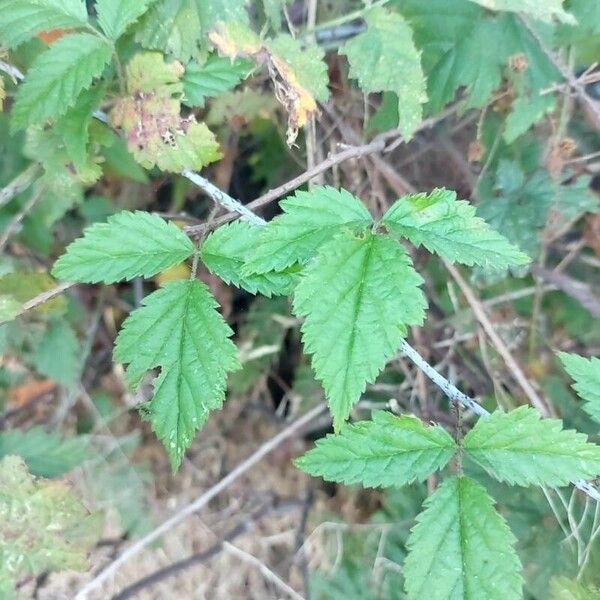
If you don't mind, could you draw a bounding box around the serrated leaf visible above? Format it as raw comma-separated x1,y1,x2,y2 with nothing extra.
110,52,221,171
52,210,194,283
0,427,89,477
503,93,555,143
463,405,600,486
11,32,112,131
0,456,99,596
201,220,300,296
341,7,426,138
113,279,239,469
183,54,251,107
293,231,426,428
382,188,530,269
245,186,373,274
33,319,80,388
558,352,600,425
467,0,575,24
417,11,558,113
135,0,202,61
296,411,456,487
404,475,522,600
210,24,328,144
0,0,89,49
96,0,155,39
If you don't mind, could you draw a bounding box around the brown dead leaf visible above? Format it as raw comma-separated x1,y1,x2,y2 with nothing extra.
8,378,56,409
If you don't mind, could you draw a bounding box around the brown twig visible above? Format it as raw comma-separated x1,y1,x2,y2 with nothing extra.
75,403,327,599
443,260,555,417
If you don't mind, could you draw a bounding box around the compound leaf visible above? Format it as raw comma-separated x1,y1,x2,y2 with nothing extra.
245,186,373,274
11,32,112,131
404,475,522,599
113,279,239,470
293,231,426,428
0,0,89,49
341,7,426,137
96,0,156,40
463,406,600,486
0,427,89,477
52,210,194,283
296,411,456,487
382,188,530,269
201,220,300,296
558,352,600,426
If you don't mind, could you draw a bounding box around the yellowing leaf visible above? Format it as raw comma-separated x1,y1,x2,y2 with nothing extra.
209,23,328,145
109,52,221,171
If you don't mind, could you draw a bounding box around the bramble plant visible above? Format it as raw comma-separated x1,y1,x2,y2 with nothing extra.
1,0,600,598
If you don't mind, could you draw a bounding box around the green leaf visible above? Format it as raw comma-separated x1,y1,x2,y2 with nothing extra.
53,85,104,170
244,186,373,274
113,279,239,470
418,12,558,113
11,32,112,131
550,577,600,600
229,296,289,395
558,352,600,425
0,0,89,49
467,0,575,24
463,406,600,486
0,456,99,597
382,188,530,269
96,0,156,39
33,319,81,388
296,411,456,487
52,210,194,283
0,296,22,322
0,427,89,477
404,475,522,600
201,220,300,296
504,93,555,143
0,272,66,320
293,231,426,428
341,7,426,137
110,52,221,172
135,0,202,61
183,54,251,107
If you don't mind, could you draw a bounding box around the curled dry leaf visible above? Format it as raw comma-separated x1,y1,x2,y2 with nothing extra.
209,23,327,146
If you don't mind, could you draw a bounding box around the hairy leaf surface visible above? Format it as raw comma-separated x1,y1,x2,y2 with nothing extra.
113,279,239,469
296,411,456,487
382,188,530,269
52,211,194,283
0,0,89,49
11,32,112,131
96,0,156,39
202,220,301,296
558,352,600,425
341,7,426,137
405,476,522,599
293,231,426,428
245,186,373,274
463,406,600,486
